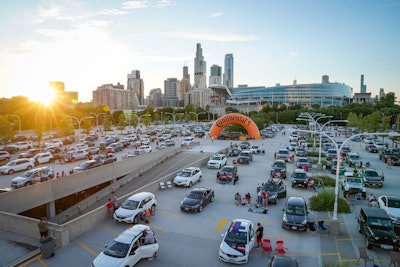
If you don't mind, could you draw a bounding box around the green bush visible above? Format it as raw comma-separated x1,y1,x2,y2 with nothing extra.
309,175,336,187
309,188,351,213
307,151,320,157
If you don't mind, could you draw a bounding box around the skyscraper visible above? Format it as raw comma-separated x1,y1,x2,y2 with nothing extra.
180,65,191,105
360,74,367,93
209,64,222,85
193,43,207,89
223,54,234,88
164,78,180,107
127,70,144,109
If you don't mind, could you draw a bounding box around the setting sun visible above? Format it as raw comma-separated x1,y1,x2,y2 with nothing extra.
28,85,56,107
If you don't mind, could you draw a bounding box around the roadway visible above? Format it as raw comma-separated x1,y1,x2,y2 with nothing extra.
2,127,398,266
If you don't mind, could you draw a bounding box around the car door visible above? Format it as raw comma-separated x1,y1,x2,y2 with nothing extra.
16,160,26,171
31,171,41,183
127,240,142,266
248,224,256,251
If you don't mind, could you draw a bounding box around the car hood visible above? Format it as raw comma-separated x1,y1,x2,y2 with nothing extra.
92,252,125,267
364,176,381,181
370,227,398,239
266,191,278,198
386,207,400,218
347,182,363,189
11,176,27,182
114,207,137,218
174,176,189,182
220,240,249,256
285,214,306,224
182,198,201,206
208,160,222,164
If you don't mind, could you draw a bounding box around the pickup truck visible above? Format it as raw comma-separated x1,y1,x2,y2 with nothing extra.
361,168,384,188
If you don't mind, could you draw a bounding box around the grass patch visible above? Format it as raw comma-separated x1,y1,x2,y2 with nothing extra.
309,175,336,187
309,188,351,213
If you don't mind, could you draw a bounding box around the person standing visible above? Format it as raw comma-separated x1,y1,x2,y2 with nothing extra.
112,196,120,212
255,223,264,248
387,157,392,168
106,199,114,219
262,190,269,208
38,217,48,239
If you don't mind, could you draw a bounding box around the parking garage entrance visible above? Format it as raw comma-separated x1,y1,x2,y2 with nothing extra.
209,113,261,140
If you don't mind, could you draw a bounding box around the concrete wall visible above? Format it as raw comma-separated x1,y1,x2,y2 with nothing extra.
0,145,219,248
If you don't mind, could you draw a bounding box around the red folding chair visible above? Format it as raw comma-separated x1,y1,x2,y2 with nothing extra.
275,240,288,254
262,239,272,253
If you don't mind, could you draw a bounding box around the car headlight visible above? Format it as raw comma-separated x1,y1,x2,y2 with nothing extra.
270,194,277,200
282,214,288,222
302,218,307,225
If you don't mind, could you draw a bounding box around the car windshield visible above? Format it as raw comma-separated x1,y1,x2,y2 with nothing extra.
79,162,91,168
103,240,130,258
210,155,222,160
388,199,400,208
350,155,360,160
177,170,191,177
187,192,203,199
293,172,306,179
221,167,233,173
368,217,393,230
5,161,16,166
279,150,289,155
121,199,140,210
274,162,285,168
21,170,35,178
286,204,306,216
347,178,362,183
264,183,278,191
225,229,247,244
364,171,378,177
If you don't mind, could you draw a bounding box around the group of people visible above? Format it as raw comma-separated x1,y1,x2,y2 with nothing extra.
106,196,120,219
234,192,253,206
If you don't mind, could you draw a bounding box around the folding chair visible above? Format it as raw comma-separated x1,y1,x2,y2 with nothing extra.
262,239,272,253
358,246,374,267
275,240,287,254
166,180,173,189
159,182,166,190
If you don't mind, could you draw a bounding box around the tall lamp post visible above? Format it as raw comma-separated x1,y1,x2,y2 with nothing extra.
131,114,151,131
317,120,349,164
68,116,93,143
189,112,206,124
7,114,22,136
35,114,53,137
90,112,106,132
164,112,184,129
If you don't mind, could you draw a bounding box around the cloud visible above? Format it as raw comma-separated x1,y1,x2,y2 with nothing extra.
154,0,175,8
166,31,260,42
122,0,151,9
97,9,129,15
288,51,299,58
210,12,223,18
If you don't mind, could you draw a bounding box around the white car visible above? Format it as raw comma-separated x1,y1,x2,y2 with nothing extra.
92,224,158,267
140,138,150,145
138,145,152,154
11,166,54,188
0,159,34,175
219,219,256,264
44,140,63,148
71,150,89,161
207,154,227,169
114,192,157,224
31,152,54,165
173,167,202,187
14,141,33,150
181,137,194,146
377,195,400,224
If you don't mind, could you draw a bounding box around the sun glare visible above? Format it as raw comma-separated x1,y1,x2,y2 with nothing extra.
29,87,56,107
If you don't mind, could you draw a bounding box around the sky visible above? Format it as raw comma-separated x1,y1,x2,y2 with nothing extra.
0,0,399,104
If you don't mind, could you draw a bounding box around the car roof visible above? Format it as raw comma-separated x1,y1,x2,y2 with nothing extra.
361,206,391,218
190,187,211,193
287,196,306,205
294,169,307,174
183,167,198,171
229,219,253,230
127,192,154,201
115,224,150,244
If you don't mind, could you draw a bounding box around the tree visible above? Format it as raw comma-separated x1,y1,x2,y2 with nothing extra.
103,116,113,132
81,119,93,135
55,115,74,138
0,115,16,146
117,113,127,133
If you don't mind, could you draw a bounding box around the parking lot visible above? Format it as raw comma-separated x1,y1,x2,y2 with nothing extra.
3,126,399,266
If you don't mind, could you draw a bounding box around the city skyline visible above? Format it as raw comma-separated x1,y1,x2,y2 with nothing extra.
0,0,399,104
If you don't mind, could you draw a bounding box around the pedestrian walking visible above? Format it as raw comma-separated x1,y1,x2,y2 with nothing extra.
255,223,264,248
387,157,392,168
112,196,120,212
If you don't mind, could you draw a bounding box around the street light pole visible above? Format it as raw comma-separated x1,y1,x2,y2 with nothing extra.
317,120,349,164
7,114,22,136
131,114,151,131
189,112,206,124
164,112,184,129
90,112,106,132
68,116,93,143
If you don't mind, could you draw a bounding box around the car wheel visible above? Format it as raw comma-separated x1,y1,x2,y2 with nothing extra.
291,183,294,188
152,252,157,258
198,176,202,182
25,181,32,187
358,222,362,233
8,169,15,175
198,205,203,212
133,215,139,224
275,198,279,204
189,182,192,188
210,195,215,202
151,204,156,216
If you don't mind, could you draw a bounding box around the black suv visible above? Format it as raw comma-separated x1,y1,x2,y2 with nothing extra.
291,169,308,188
358,207,400,250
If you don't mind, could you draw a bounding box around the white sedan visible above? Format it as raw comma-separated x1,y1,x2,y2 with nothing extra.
173,167,202,187
377,195,400,224
207,154,227,169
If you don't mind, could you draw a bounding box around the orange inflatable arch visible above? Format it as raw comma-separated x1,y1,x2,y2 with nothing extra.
209,113,261,140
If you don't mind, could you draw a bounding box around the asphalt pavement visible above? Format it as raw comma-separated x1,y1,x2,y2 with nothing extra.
1,127,399,267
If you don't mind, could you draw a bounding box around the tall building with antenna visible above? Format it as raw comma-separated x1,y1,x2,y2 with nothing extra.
193,43,207,89
223,53,234,88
